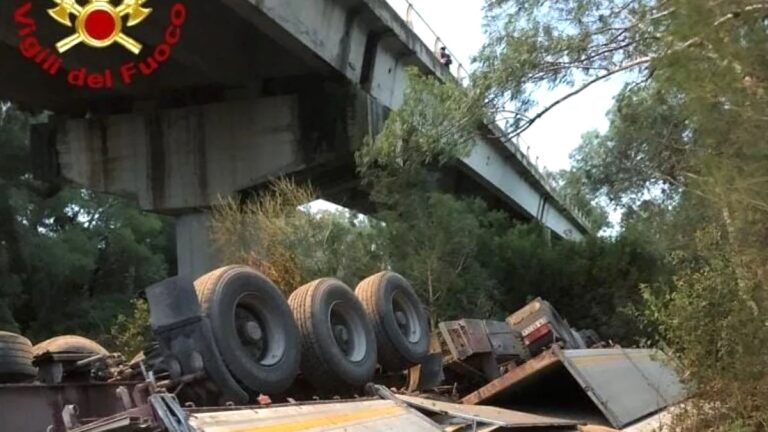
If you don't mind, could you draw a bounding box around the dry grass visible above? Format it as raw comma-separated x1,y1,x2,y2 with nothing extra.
210,178,316,294
210,178,386,294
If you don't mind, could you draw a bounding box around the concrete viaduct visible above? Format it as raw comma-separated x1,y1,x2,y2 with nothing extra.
0,0,592,277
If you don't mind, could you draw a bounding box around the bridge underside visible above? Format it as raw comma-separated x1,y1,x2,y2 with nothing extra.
0,0,590,277
0,0,328,111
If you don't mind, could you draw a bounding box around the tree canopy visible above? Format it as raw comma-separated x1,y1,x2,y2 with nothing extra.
469,0,768,427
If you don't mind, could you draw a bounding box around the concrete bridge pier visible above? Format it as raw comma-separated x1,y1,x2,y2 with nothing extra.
30,87,374,279
176,212,216,279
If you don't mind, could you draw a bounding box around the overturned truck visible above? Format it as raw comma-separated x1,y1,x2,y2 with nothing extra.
0,266,687,431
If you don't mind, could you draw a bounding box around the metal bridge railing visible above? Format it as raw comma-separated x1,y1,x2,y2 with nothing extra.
388,0,470,84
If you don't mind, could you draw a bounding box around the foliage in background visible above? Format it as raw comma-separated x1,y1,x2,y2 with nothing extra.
357,70,664,333
0,105,174,345
0,105,29,334
477,0,768,427
356,69,483,188
552,169,610,231
378,192,509,323
212,175,662,340
641,229,768,430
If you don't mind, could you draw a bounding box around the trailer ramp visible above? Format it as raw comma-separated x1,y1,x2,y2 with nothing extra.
187,394,580,432
463,347,687,429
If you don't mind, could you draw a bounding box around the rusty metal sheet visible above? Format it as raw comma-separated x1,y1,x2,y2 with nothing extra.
438,320,526,362
188,399,442,432
461,348,561,405
397,394,579,429
439,320,493,360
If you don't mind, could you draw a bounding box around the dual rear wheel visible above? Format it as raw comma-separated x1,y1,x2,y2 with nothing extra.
195,266,300,395
356,271,430,372
193,266,430,395
289,278,377,389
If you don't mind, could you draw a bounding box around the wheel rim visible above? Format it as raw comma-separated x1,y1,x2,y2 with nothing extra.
233,293,286,367
392,290,422,344
327,301,367,362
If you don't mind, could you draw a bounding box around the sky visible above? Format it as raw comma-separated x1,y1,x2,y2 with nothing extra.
386,0,624,172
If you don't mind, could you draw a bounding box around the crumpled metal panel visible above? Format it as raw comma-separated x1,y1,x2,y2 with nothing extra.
559,349,687,428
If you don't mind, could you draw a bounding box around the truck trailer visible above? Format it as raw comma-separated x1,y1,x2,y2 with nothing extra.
0,266,687,431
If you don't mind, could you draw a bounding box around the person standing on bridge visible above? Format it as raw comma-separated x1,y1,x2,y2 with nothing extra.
439,46,453,69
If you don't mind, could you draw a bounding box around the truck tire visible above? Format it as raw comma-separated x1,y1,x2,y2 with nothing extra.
288,278,376,390
356,271,429,372
195,265,300,395
33,335,109,357
0,331,37,383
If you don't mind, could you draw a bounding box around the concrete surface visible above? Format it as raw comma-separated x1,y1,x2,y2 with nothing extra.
1,0,592,277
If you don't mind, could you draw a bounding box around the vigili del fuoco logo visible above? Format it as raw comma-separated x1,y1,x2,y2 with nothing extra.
13,0,188,89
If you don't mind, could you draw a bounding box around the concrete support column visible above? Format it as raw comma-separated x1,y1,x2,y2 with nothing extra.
176,212,216,279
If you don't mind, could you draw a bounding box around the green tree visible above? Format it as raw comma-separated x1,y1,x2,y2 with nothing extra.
477,0,768,427
109,299,151,359
355,70,510,321
642,229,768,430
552,168,610,230
355,69,662,333
0,105,30,332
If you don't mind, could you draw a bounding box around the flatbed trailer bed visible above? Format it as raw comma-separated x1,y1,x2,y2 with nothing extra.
69,386,582,432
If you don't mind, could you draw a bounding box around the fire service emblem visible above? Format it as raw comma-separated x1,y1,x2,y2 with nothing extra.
14,0,188,89
47,0,152,54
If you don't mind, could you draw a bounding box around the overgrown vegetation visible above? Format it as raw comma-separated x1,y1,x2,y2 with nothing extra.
211,71,665,342
212,177,664,339
471,0,768,428
108,299,152,359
